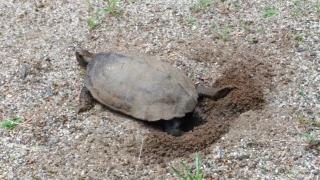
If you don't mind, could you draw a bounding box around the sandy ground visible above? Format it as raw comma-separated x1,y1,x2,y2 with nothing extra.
1,0,320,179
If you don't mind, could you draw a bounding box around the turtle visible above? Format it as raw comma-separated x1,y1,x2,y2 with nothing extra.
76,48,235,136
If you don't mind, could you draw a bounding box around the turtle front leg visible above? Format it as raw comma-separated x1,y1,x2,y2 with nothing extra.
196,85,236,100
78,87,95,113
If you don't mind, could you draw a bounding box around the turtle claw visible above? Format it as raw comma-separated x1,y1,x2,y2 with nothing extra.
78,104,94,113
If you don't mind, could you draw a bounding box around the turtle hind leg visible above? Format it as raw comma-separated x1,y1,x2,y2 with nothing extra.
196,84,236,100
78,87,95,113
163,118,185,136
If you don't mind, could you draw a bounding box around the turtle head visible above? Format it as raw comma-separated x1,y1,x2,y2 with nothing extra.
75,48,94,68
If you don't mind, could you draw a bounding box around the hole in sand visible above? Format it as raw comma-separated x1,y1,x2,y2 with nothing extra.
129,46,275,165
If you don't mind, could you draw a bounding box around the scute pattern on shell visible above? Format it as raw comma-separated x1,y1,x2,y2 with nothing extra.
84,52,198,121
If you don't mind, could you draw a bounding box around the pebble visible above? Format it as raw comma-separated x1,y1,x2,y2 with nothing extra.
313,36,319,42
310,51,317,56
20,64,27,79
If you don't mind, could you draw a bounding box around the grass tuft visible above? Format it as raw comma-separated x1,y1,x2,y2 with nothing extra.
1,117,21,130
86,16,97,28
290,1,303,17
232,0,241,8
99,0,121,15
86,0,121,29
300,133,316,143
314,2,320,13
262,6,277,18
294,34,302,41
186,18,196,25
298,91,305,95
190,0,212,12
296,114,320,128
172,152,203,180
217,25,231,41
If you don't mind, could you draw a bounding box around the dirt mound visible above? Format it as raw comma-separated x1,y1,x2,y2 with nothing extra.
134,45,274,165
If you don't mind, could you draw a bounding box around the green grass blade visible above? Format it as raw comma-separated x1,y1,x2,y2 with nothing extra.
195,152,201,176
172,167,187,180
171,152,204,180
98,8,106,15
86,18,96,28
195,152,203,179
181,162,194,180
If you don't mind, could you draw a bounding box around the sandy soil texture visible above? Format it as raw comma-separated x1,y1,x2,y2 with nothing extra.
1,0,320,179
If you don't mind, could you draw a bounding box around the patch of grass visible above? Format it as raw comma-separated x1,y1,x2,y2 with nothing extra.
15,32,24,38
85,0,97,28
297,115,312,126
300,133,316,143
291,1,303,17
99,0,121,15
85,0,121,29
199,0,212,8
211,23,218,29
10,155,16,161
291,10,302,17
1,117,20,130
172,152,203,180
296,115,320,128
248,38,258,44
217,25,231,41
71,36,77,42
186,18,196,25
232,0,241,8
262,6,277,18
314,2,320,13
298,91,305,95
242,25,248,30
190,0,212,11
292,0,302,6
86,16,97,28
294,34,303,41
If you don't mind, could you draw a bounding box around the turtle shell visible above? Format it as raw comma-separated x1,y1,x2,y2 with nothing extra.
84,52,198,121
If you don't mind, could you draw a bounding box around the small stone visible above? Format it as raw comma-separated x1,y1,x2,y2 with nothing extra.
310,52,317,56
46,88,52,96
21,64,27,79
160,163,166,168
